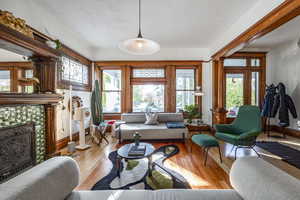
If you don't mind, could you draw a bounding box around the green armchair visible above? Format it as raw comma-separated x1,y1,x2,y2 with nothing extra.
215,105,262,159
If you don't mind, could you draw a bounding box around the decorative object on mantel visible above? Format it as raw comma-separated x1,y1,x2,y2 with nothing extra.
45,39,62,49
183,104,201,124
119,0,160,55
0,10,33,38
17,77,40,92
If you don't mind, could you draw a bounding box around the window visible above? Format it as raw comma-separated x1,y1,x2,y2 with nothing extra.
132,85,164,112
133,69,164,78
224,58,247,67
251,72,260,106
24,69,34,93
176,69,195,111
102,70,121,113
0,70,10,92
223,53,265,118
61,56,89,85
225,73,244,117
251,59,260,67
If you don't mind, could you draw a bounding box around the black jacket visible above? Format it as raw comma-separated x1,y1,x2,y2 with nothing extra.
271,83,297,127
261,84,277,117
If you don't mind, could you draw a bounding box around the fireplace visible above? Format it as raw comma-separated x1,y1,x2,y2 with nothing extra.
0,123,36,182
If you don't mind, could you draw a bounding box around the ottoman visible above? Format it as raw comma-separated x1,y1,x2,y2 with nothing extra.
192,134,222,166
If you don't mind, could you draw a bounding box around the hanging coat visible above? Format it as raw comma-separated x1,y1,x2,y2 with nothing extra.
261,84,277,117
271,83,297,127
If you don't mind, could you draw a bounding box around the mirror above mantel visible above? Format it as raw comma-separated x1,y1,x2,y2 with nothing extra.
0,48,35,94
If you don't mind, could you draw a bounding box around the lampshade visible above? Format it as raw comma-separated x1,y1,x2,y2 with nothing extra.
119,37,160,55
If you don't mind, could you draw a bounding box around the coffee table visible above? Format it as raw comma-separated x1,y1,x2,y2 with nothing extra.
116,142,155,178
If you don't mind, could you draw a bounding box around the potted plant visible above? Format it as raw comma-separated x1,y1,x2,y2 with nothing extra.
183,104,201,124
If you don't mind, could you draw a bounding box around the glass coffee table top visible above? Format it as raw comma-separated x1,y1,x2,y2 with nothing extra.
117,142,155,159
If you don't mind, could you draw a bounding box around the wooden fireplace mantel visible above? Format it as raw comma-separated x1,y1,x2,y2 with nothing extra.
0,93,62,105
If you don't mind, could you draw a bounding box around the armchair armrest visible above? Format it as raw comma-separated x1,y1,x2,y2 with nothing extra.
215,124,234,133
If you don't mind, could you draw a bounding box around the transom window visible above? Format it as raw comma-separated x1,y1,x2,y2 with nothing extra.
61,56,88,84
132,68,164,78
176,69,195,111
102,70,122,113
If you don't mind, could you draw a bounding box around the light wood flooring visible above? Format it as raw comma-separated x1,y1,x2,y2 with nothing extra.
60,131,300,191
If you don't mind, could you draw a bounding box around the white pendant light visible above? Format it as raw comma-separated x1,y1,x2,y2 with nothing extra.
119,0,160,55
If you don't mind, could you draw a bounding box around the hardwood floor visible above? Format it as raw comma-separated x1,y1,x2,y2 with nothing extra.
61,134,231,190
60,131,300,191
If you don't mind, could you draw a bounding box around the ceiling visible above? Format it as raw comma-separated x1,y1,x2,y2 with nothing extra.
246,15,300,50
32,0,259,50
0,48,25,62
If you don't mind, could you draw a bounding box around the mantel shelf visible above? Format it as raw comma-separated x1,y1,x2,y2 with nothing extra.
0,93,63,105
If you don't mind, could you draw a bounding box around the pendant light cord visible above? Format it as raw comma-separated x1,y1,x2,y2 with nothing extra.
138,0,142,38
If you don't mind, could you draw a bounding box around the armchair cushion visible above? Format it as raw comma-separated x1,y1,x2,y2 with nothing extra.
215,124,240,135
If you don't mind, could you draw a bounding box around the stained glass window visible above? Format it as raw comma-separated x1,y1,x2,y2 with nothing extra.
61,56,89,85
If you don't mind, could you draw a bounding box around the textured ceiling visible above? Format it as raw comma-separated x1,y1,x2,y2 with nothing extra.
32,0,259,49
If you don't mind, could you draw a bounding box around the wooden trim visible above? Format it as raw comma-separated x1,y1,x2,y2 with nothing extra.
0,93,62,104
212,1,300,59
0,24,60,58
0,62,33,68
270,125,300,138
95,60,203,67
56,132,79,150
56,128,91,150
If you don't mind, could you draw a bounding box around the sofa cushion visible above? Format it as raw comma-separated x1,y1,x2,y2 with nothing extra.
67,189,241,200
230,157,300,200
158,113,184,122
145,112,159,125
121,113,146,123
0,156,79,200
166,122,185,128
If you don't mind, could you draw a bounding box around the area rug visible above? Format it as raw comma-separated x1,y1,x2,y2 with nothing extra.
92,145,191,190
256,141,300,169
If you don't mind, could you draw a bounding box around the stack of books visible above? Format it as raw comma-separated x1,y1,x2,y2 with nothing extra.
128,145,146,156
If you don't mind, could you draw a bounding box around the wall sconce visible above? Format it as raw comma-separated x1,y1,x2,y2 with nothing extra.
194,86,204,96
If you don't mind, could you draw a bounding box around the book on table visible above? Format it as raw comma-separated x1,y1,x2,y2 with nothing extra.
128,145,146,156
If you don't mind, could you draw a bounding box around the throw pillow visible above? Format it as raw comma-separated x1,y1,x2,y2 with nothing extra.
145,112,159,125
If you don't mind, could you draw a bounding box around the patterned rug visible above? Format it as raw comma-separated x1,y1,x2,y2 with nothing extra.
92,145,191,190
256,141,300,169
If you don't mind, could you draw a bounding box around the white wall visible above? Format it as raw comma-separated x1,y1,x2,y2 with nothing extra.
267,40,300,130
56,89,91,140
210,0,284,56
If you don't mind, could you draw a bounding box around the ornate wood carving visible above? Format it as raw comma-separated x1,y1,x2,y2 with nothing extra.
0,10,33,38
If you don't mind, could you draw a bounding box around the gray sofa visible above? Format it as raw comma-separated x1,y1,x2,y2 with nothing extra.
1,156,300,200
119,113,188,143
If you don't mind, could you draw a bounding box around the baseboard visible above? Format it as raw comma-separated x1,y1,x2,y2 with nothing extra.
56,128,90,150
269,125,300,138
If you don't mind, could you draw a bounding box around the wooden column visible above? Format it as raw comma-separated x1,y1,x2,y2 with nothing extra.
212,59,227,124
44,104,58,157
123,65,132,113
33,57,58,93
165,65,176,113
195,64,202,113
